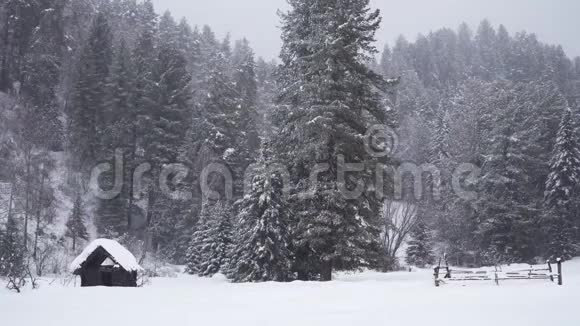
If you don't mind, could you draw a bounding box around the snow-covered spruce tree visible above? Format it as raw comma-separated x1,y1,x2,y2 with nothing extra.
276,0,397,280
20,0,65,151
379,44,392,77
175,18,197,64
65,195,89,252
194,26,239,159
476,82,561,264
0,213,24,278
185,220,206,275
405,222,435,268
227,152,293,282
68,12,113,170
190,26,242,200
127,4,157,233
477,95,535,264
543,108,580,261
143,13,191,169
96,50,131,243
96,38,137,234
230,39,260,196
186,202,232,277
142,25,192,254
473,19,499,81
544,108,580,211
0,0,44,91
254,58,278,137
158,11,179,49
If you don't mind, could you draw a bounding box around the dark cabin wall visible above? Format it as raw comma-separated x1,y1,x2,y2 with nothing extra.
111,270,138,287
81,268,101,287
81,267,137,287
76,246,138,287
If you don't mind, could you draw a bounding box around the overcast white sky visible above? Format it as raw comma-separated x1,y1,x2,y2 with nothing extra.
151,0,580,60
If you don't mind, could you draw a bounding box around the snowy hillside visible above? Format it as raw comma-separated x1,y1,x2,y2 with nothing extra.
2,259,579,326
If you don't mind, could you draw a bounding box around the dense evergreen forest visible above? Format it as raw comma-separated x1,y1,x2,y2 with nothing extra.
1,0,579,284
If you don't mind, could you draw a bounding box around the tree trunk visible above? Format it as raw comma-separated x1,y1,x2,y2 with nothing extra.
23,150,31,249
321,260,333,282
143,179,159,256
7,181,14,219
128,126,138,231
33,170,45,260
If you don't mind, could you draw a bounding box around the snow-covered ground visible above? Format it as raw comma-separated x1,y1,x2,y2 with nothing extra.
2,259,579,326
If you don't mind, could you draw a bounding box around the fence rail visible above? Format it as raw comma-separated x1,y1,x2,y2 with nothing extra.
434,256,563,287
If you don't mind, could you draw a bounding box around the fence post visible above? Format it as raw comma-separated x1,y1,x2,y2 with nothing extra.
434,267,440,287
547,260,554,282
444,254,451,279
557,258,563,286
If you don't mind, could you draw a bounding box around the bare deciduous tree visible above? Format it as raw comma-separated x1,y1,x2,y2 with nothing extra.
380,200,418,271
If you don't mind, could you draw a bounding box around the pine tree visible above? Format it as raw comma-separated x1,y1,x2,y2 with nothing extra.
93,38,133,240
379,44,392,77
175,18,199,71
390,35,412,75
143,37,192,252
495,24,511,74
405,222,435,268
0,0,40,91
0,214,24,277
136,0,157,36
477,82,553,264
194,25,239,160
107,0,140,47
227,153,294,282
66,195,89,252
190,25,241,202
186,202,232,277
129,5,157,233
158,11,178,49
68,12,113,169
474,19,499,80
96,184,128,239
254,58,277,137
20,0,65,151
276,0,397,280
95,38,135,236
106,38,135,144
185,221,205,275
457,23,474,74
507,32,544,82
143,44,191,169
543,108,580,260
231,39,260,195
545,109,580,209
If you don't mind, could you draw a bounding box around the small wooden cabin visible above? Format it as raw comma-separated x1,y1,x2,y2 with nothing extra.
70,239,143,287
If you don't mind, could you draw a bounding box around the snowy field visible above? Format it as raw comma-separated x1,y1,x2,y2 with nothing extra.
2,259,580,326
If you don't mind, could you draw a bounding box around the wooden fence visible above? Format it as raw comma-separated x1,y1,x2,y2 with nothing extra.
434,256,563,287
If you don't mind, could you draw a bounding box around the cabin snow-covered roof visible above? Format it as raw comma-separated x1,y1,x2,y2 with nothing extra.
69,239,143,273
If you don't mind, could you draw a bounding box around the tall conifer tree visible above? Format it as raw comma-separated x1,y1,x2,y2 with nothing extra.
276,0,397,280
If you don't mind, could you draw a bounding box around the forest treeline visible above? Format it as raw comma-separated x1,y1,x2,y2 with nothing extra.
1,0,580,285
376,20,580,266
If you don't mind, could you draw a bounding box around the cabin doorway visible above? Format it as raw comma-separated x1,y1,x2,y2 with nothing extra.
102,271,113,286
